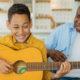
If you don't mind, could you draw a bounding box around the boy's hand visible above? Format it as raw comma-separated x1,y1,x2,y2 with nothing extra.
0,58,13,74
52,61,71,79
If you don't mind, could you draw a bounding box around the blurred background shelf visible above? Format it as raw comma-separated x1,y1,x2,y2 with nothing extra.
75,0,80,1
52,9,72,11
36,0,50,3
0,0,80,41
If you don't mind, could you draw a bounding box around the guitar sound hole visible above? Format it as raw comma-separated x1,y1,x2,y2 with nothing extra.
13,60,27,74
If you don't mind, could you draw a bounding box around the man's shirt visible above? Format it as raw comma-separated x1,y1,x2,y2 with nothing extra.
45,23,80,77
45,23,76,57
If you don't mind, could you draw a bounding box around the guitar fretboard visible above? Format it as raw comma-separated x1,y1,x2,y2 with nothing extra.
26,62,60,71
26,62,80,71
70,62,80,69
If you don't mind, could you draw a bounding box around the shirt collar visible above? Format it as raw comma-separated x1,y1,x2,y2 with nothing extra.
68,23,76,31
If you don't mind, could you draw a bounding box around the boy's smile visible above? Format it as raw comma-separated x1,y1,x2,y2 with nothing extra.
7,14,32,43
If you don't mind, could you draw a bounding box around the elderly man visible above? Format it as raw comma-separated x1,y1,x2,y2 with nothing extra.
46,6,80,80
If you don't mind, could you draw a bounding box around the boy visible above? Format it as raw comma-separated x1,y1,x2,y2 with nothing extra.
0,4,70,80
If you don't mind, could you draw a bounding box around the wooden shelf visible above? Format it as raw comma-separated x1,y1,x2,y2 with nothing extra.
36,14,52,19
52,8,72,11
36,0,50,3
0,10,7,13
35,14,56,28
0,0,10,2
75,0,80,1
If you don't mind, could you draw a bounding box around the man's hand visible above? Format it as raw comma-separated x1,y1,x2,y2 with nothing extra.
51,61,71,79
0,58,13,74
47,49,67,62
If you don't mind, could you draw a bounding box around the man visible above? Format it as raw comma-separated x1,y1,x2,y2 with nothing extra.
45,6,80,80
0,3,70,80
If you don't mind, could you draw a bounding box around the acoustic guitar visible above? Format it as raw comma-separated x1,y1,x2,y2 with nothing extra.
0,44,80,80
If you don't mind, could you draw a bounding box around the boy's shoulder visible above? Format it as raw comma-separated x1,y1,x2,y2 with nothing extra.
0,34,10,39
31,35,44,45
31,35,45,48
0,35,12,44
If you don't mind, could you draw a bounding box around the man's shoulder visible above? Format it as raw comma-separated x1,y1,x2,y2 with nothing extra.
58,23,74,29
53,23,74,32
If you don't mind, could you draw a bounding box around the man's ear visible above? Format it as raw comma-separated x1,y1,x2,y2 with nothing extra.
6,20,11,30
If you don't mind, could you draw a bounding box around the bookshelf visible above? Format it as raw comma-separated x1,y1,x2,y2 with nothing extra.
28,0,53,41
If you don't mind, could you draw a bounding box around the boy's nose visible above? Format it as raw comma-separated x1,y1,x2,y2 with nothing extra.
18,28,24,35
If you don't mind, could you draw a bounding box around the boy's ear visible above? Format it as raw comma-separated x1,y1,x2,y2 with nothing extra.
6,20,11,29
30,19,32,28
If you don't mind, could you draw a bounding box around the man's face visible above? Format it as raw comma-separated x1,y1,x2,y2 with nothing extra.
74,7,80,32
7,14,32,43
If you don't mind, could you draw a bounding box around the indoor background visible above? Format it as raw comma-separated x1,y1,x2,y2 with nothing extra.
0,0,80,41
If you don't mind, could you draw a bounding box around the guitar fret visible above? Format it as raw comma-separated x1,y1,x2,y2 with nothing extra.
71,62,73,69
74,62,76,69
70,62,80,69
77,62,78,69
78,62,80,69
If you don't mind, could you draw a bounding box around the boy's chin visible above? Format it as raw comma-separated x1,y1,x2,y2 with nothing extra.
17,39,26,43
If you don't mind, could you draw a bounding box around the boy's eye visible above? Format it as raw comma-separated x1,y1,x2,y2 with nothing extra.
23,25,29,28
13,26,19,29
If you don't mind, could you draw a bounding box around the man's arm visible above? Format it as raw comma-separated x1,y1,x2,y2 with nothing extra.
47,49,67,62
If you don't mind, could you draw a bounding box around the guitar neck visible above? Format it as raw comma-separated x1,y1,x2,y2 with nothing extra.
26,62,80,71
26,62,60,71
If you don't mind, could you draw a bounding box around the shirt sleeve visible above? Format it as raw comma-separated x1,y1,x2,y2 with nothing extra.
45,28,59,49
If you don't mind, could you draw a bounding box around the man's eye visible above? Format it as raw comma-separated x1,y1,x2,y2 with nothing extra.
77,15,80,18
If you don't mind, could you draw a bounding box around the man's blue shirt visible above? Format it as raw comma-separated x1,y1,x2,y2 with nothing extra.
45,23,77,56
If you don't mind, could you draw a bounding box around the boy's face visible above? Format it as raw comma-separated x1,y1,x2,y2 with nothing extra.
7,14,32,43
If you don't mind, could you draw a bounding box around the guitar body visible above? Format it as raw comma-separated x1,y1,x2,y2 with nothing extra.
0,44,43,80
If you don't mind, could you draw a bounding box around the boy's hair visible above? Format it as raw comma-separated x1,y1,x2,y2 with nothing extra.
8,3,31,21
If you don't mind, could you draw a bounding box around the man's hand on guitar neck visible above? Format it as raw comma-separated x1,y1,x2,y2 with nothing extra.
47,49,67,62
0,58,13,74
51,61,71,79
